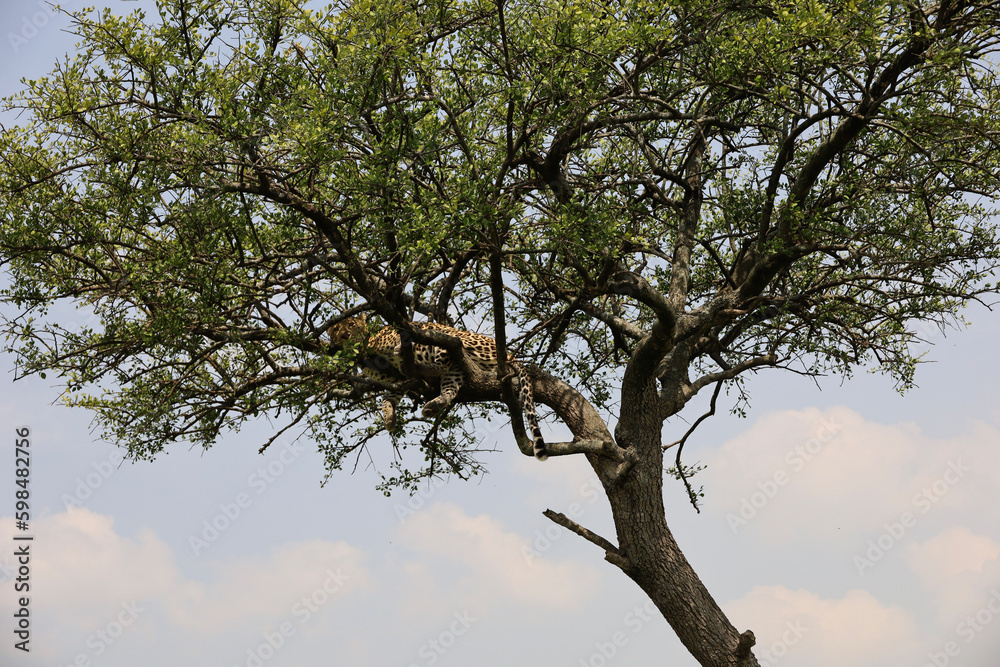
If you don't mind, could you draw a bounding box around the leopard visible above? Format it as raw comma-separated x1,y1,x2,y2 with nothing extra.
328,316,547,460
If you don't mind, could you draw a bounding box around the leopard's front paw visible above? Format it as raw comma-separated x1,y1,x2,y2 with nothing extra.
381,399,397,429
421,397,448,417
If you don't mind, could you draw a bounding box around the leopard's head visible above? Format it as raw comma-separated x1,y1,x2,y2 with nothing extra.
326,314,369,347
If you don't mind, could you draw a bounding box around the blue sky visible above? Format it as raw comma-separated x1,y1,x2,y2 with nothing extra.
1,2,999,666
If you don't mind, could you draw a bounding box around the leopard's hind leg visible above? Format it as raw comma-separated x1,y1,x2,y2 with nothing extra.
421,369,463,417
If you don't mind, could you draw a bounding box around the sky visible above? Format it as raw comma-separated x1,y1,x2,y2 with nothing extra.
1,2,1000,666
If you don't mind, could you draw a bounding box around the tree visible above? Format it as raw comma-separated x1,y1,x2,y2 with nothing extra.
1,0,999,664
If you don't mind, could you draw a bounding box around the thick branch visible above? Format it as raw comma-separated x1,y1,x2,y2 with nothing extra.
684,352,778,401
739,21,941,302
669,130,706,310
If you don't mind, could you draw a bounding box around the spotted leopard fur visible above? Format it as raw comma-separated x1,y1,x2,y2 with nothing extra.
329,318,547,460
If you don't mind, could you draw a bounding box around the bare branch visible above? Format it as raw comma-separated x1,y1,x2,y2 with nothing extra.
543,509,621,559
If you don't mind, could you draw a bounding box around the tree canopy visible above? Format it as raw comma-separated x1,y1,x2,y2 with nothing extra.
2,1,999,663
3,0,997,480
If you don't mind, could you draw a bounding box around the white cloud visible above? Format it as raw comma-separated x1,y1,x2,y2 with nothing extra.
0,508,369,664
0,498,604,667
704,406,998,544
396,502,601,614
511,444,605,508
909,527,1000,580
165,539,368,633
725,585,920,667
6,509,174,632
3,408,997,667
906,527,1000,624
701,406,1000,666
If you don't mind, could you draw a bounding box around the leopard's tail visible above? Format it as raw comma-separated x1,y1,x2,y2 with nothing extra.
514,365,547,460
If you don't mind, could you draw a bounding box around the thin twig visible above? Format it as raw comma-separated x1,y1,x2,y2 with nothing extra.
664,379,724,512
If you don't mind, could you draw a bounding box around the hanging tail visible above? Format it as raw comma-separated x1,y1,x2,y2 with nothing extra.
514,365,547,460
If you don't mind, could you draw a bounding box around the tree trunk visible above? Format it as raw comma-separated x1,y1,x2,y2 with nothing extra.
525,369,759,665
608,376,759,666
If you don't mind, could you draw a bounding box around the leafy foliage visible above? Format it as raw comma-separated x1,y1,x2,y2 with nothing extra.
1,0,999,486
